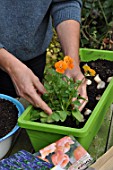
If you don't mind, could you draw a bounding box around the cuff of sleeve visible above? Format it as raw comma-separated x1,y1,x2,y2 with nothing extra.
53,6,81,28
0,43,4,49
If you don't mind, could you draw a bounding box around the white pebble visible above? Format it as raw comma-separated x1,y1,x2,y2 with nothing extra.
96,95,101,100
97,81,106,89
107,77,113,83
94,74,102,83
87,79,92,85
84,109,92,116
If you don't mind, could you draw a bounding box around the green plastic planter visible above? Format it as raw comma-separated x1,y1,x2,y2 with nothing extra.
18,48,113,151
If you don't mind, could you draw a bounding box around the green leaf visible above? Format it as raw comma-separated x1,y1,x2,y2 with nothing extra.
72,100,81,106
57,111,68,122
47,116,55,123
39,112,48,118
40,117,48,123
40,113,55,123
72,110,84,122
77,95,86,101
51,112,60,122
30,110,40,121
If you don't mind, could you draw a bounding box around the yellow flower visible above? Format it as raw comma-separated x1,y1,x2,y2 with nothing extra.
82,65,91,72
89,68,96,76
82,64,96,76
64,56,74,69
55,60,67,74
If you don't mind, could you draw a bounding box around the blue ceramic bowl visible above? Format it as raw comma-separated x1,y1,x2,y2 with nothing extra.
0,94,24,142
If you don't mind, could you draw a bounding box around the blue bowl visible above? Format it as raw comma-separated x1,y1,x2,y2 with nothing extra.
0,94,24,142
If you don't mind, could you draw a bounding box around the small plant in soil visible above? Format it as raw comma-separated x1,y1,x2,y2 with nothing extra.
30,56,86,124
30,57,113,128
0,99,18,138
31,53,113,128
30,56,95,126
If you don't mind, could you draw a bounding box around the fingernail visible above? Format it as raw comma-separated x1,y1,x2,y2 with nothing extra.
45,108,52,115
48,109,53,115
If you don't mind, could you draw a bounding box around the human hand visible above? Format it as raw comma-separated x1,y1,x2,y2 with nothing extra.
75,73,88,111
9,62,52,115
65,69,88,111
0,48,52,115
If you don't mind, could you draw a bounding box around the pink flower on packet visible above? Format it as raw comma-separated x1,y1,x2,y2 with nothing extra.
51,149,70,168
39,143,56,159
56,136,74,153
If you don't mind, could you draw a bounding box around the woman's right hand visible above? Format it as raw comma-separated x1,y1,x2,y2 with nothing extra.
0,48,52,115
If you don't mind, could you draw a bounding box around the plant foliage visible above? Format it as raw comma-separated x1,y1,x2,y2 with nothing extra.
30,57,85,124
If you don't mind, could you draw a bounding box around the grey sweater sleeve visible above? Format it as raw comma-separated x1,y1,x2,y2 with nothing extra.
0,43,4,49
51,0,82,28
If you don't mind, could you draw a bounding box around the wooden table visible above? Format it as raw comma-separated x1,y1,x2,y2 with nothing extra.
4,98,113,161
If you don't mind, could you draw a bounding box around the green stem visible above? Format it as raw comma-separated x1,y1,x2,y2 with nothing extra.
49,95,56,109
65,94,73,110
65,78,84,110
53,84,63,110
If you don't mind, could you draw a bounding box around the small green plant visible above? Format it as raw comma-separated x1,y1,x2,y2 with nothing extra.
30,56,85,123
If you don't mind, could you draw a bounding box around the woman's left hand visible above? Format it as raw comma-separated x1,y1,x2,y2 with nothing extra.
65,69,88,111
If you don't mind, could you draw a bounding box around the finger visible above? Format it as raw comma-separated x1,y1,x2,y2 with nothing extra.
35,97,52,115
22,94,37,106
34,77,47,95
25,90,52,115
78,98,88,112
71,97,77,109
72,97,77,102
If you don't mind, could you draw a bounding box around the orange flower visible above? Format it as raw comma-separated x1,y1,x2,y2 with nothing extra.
55,60,67,74
64,56,74,69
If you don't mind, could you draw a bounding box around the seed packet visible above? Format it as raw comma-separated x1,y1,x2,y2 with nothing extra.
34,136,93,170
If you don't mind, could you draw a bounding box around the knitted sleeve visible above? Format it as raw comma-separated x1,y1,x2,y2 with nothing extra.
51,0,82,28
0,43,4,49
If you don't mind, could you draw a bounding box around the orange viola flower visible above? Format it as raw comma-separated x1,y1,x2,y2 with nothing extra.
64,56,74,69
55,60,67,74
